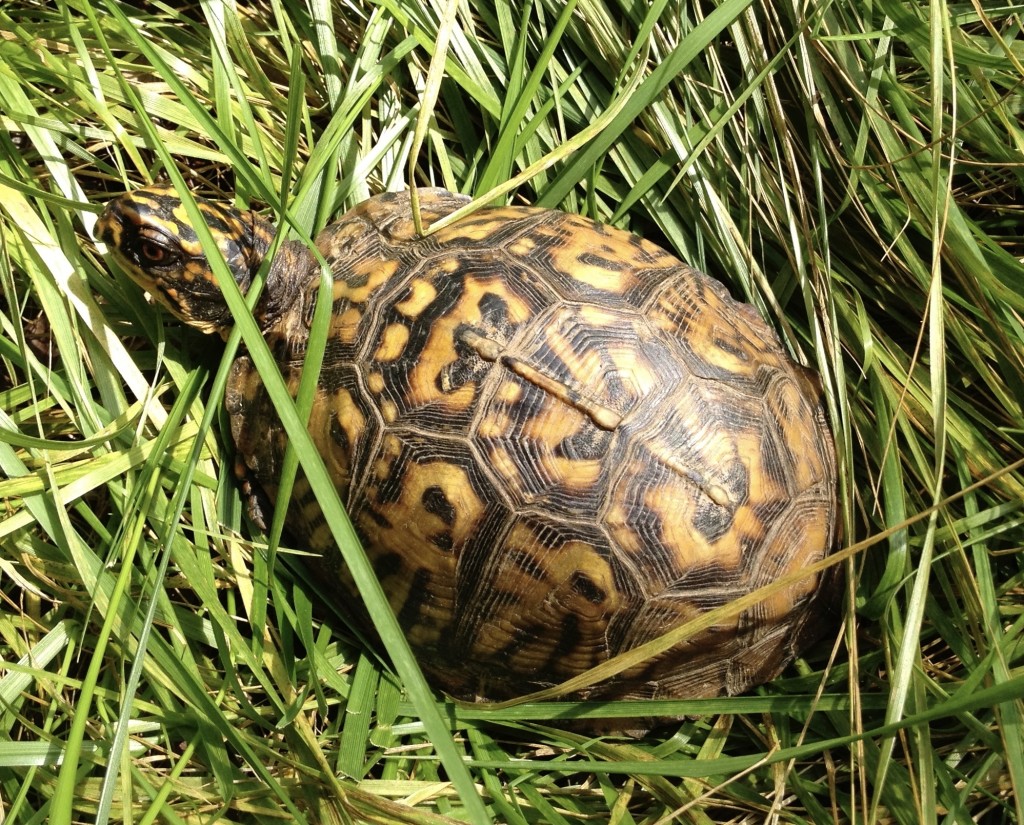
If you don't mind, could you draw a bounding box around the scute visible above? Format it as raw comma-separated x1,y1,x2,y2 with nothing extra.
446,514,632,689
352,430,510,649
645,275,787,384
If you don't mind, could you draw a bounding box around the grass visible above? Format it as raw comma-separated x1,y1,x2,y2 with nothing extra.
1,0,1023,822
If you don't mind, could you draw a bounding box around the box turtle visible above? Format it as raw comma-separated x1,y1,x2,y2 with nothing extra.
98,185,838,703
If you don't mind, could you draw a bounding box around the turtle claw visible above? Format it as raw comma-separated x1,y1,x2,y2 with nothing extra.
235,454,271,532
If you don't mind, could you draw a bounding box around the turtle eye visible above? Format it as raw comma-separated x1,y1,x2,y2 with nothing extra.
136,237,178,267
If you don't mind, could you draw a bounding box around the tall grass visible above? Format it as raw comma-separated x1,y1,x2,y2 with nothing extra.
0,0,1022,822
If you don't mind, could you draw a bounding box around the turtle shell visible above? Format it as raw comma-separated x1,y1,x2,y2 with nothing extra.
223,189,838,702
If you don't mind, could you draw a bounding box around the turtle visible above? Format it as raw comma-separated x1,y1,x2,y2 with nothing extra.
98,184,838,704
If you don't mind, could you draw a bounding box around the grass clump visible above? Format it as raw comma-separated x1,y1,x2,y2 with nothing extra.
1,0,1022,822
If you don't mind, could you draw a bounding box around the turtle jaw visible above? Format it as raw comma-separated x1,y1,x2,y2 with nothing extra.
98,186,272,337
113,258,234,337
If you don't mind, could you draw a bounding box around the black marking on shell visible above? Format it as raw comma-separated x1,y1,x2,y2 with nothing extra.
430,531,455,552
578,251,629,271
362,508,394,530
478,291,511,328
396,567,432,628
374,551,403,578
422,485,457,526
552,613,582,659
570,571,607,605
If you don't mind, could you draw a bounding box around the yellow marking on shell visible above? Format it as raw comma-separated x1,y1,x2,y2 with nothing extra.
546,455,604,490
553,305,658,401
506,234,539,258
380,398,399,423
394,277,438,317
746,498,831,618
433,208,534,243
543,536,614,612
375,323,410,362
539,219,641,295
492,303,663,434
359,438,491,647
475,403,511,439
367,372,385,394
355,189,470,243
483,442,526,493
333,306,364,346
305,522,335,556
299,491,325,526
306,385,369,496
497,380,522,405
645,483,741,571
733,424,789,507
332,255,401,305
517,393,585,443
731,502,768,550
437,256,462,274
435,384,478,416
403,275,532,414
471,305,678,515
489,396,603,508
605,412,753,579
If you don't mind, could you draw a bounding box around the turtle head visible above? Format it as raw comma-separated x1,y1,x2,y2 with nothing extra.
98,185,276,336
